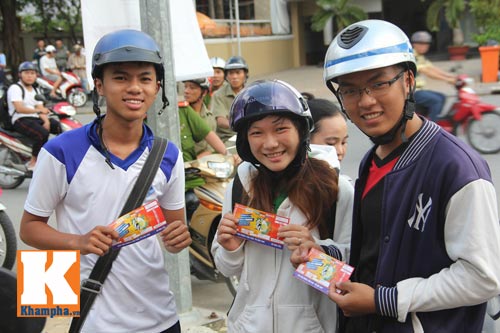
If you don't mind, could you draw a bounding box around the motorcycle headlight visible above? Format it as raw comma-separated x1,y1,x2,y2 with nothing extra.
207,161,233,178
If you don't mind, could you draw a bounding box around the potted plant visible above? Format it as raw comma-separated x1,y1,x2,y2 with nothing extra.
310,0,367,44
425,0,469,60
470,0,500,82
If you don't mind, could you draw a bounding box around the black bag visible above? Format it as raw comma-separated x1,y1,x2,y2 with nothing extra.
0,85,13,130
0,83,32,131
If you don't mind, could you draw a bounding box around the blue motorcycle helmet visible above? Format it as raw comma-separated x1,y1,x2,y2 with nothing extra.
18,61,38,73
91,29,168,110
91,29,169,169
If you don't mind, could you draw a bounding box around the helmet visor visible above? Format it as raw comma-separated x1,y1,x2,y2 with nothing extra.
230,81,309,131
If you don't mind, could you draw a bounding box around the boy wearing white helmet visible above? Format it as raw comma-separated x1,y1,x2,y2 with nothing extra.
212,55,249,144
204,57,228,108
39,44,63,98
411,31,457,122
293,19,500,332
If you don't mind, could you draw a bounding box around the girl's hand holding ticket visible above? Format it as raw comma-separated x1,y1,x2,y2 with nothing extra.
217,212,244,251
277,224,314,251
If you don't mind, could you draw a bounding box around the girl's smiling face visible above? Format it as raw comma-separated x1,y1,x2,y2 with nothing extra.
247,115,300,172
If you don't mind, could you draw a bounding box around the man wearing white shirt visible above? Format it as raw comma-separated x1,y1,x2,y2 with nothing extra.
39,45,63,98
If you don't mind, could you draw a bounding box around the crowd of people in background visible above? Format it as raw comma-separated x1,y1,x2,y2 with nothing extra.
33,38,89,96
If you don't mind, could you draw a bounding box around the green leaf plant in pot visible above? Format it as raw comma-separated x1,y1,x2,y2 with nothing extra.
311,0,367,45
425,0,469,60
470,0,500,82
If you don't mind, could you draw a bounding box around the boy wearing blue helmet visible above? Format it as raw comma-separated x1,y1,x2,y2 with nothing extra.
292,19,500,333
7,61,61,171
20,30,191,333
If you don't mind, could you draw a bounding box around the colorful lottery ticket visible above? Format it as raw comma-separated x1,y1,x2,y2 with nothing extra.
109,200,166,248
233,203,289,249
293,247,354,294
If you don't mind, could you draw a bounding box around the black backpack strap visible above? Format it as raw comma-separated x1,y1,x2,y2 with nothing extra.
69,137,168,333
327,201,337,239
14,82,25,100
327,168,341,238
231,170,245,209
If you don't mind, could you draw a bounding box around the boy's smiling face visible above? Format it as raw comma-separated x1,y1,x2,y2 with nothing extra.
95,62,160,122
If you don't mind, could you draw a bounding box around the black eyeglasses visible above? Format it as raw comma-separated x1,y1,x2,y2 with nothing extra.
338,70,406,105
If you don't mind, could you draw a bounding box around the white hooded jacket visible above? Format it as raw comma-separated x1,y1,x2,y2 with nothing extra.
211,146,353,333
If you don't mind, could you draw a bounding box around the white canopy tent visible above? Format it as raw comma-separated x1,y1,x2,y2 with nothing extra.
81,0,213,87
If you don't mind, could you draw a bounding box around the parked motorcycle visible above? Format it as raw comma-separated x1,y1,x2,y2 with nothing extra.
0,94,82,189
185,153,239,296
36,70,87,107
416,75,500,154
0,187,16,269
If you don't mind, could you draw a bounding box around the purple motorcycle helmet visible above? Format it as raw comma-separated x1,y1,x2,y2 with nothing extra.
229,79,313,166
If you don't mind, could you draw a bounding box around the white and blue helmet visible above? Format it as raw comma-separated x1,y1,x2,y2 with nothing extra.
323,20,416,88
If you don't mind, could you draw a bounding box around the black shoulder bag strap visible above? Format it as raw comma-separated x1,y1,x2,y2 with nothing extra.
69,137,168,333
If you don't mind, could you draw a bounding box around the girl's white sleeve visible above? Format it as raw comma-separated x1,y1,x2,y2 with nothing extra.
315,174,354,262
210,178,245,277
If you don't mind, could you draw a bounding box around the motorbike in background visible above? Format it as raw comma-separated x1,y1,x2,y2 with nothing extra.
416,75,500,154
0,94,82,189
185,153,239,296
36,70,87,107
0,187,16,269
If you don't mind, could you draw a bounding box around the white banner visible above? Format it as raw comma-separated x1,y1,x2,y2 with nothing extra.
81,0,213,87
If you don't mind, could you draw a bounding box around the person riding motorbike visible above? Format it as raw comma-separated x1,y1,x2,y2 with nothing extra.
39,45,63,98
212,55,248,144
411,31,458,122
7,61,61,171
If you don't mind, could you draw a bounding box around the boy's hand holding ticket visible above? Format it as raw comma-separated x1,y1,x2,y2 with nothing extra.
294,247,354,295
108,200,167,248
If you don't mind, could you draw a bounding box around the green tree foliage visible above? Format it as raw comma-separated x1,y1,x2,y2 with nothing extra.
469,0,500,45
21,0,82,43
0,0,82,77
426,0,465,31
425,0,466,45
311,0,367,33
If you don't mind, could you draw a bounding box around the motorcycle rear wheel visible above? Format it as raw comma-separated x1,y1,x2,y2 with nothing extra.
0,146,25,189
467,111,500,154
0,210,17,269
67,88,88,107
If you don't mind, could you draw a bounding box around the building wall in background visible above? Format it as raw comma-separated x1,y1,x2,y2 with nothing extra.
205,34,294,77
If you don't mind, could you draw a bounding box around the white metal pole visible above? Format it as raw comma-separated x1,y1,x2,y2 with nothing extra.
139,0,193,314
235,0,241,56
